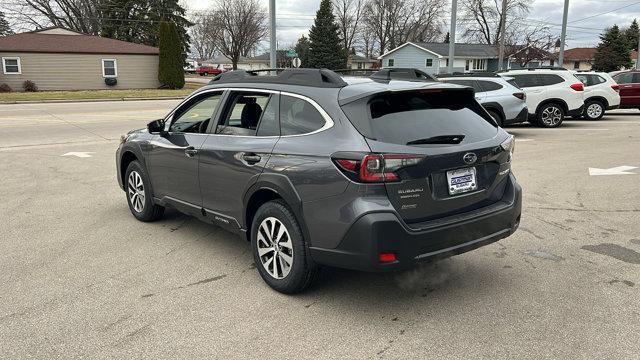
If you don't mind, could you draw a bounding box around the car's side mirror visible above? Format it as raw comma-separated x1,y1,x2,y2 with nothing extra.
147,119,167,135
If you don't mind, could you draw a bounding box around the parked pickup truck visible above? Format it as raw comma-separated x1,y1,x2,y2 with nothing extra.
196,66,224,76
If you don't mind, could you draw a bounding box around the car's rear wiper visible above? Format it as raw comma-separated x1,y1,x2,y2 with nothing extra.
406,135,465,145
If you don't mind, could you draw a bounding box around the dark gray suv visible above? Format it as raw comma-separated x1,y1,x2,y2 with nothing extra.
116,69,522,293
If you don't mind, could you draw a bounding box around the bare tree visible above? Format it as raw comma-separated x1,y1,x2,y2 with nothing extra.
333,0,365,54
190,12,217,61
210,0,268,70
2,0,102,34
363,0,446,56
506,26,555,67
460,0,530,45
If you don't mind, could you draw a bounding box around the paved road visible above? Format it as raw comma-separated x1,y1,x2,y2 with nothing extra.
1,101,639,359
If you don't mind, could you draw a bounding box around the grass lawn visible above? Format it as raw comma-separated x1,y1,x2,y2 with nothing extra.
0,82,202,102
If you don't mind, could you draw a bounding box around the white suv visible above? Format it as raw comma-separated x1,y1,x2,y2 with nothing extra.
498,68,585,128
572,71,621,120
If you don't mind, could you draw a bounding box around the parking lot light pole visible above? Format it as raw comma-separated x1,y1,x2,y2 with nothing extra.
447,0,457,74
269,0,276,69
558,0,570,67
637,35,640,69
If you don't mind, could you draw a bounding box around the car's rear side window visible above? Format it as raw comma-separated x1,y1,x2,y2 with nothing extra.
341,89,497,146
511,74,539,88
279,95,326,135
477,80,503,92
538,74,564,86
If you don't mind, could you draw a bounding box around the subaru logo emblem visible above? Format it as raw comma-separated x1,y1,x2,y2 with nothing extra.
463,152,477,164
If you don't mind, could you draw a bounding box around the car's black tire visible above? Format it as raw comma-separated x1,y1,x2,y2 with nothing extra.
583,100,605,120
125,161,164,222
536,103,564,128
251,200,319,294
203,72,209,76
487,109,503,127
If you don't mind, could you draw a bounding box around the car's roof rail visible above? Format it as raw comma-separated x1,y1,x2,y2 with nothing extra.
496,66,568,73
370,68,438,82
333,69,377,76
209,68,348,88
435,71,501,78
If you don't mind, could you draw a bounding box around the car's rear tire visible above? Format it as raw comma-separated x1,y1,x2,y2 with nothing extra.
251,200,319,294
487,109,503,127
203,72,209,76
125,161,164,222
584,100,605,120
536,103,564,128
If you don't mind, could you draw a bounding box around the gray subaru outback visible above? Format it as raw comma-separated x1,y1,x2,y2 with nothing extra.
116,68,522,293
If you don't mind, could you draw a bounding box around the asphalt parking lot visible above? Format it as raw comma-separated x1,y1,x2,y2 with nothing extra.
1,100,639,359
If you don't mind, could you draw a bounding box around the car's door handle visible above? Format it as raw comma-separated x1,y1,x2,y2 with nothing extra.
185,146,198,158
242,153,262,164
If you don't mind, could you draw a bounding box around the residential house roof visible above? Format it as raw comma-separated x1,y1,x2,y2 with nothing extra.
349,54,377,63
0,27,159,55
379,42,499,59
563,47,597,61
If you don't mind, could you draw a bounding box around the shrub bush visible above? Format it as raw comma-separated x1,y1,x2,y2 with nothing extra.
23,80,38,92
0,83,11,92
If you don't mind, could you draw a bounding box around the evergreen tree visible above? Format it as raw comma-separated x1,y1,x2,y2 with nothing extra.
100,0,192,57
295,35,311,67
158,21,185,89
307,0,347,69
625,19,639,51
0,10,13,36
593,25,633,72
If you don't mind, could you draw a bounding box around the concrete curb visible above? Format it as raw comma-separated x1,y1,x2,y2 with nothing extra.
0,96,186,105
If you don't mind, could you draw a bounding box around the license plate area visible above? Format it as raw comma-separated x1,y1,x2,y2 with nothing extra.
446,167,477,195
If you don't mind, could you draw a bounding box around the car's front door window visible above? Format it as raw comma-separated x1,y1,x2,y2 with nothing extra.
169,92,222,133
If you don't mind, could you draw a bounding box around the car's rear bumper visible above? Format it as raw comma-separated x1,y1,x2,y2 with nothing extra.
309,174,522,272
504,107,528,125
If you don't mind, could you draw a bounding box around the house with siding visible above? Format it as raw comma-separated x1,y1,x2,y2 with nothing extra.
0,27,160,91
378,42,555,74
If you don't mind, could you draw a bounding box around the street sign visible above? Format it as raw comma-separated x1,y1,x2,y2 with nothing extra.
286,50,298,58
292,57,301,68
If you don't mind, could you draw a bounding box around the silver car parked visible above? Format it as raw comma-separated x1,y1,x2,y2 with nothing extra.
438,73,528,126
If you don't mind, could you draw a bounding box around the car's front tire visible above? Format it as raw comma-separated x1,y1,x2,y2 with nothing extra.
125,161,164,222
251,200,319,294
584,100,605,120
536,103,564,128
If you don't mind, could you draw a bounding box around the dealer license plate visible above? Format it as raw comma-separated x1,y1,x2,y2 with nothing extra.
446,167,477,195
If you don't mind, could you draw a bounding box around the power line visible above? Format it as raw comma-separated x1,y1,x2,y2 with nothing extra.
570,0,640,23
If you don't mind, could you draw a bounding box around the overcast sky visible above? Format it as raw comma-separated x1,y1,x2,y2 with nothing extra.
184,0,640,51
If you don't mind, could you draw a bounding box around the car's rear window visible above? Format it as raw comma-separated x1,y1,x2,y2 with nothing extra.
341,89,498,145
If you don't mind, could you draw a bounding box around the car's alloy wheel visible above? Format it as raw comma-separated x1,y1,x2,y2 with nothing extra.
128,170,145,213
585,101,604,120
539,105,563,127
256,217,294,279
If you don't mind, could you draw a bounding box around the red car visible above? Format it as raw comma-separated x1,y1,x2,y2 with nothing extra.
196,66,224,76
611,70,640,109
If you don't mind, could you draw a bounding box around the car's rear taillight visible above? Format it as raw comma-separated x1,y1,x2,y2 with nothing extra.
611,84,620,92
513,92,526,100
333,154,423,183
570,83,584,91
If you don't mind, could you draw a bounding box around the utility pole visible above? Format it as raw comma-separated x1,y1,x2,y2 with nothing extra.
637,35,640,69
269,0,276,69
497,0,508,70
558,0,569,67
447,0,457,73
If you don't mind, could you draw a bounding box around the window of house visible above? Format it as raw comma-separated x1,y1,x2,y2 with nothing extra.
472,59,486,70
102,59,117,77
425,58,433,67
573,61,580,69
280,95,327,136
388,58,395,67
2,57,21,74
